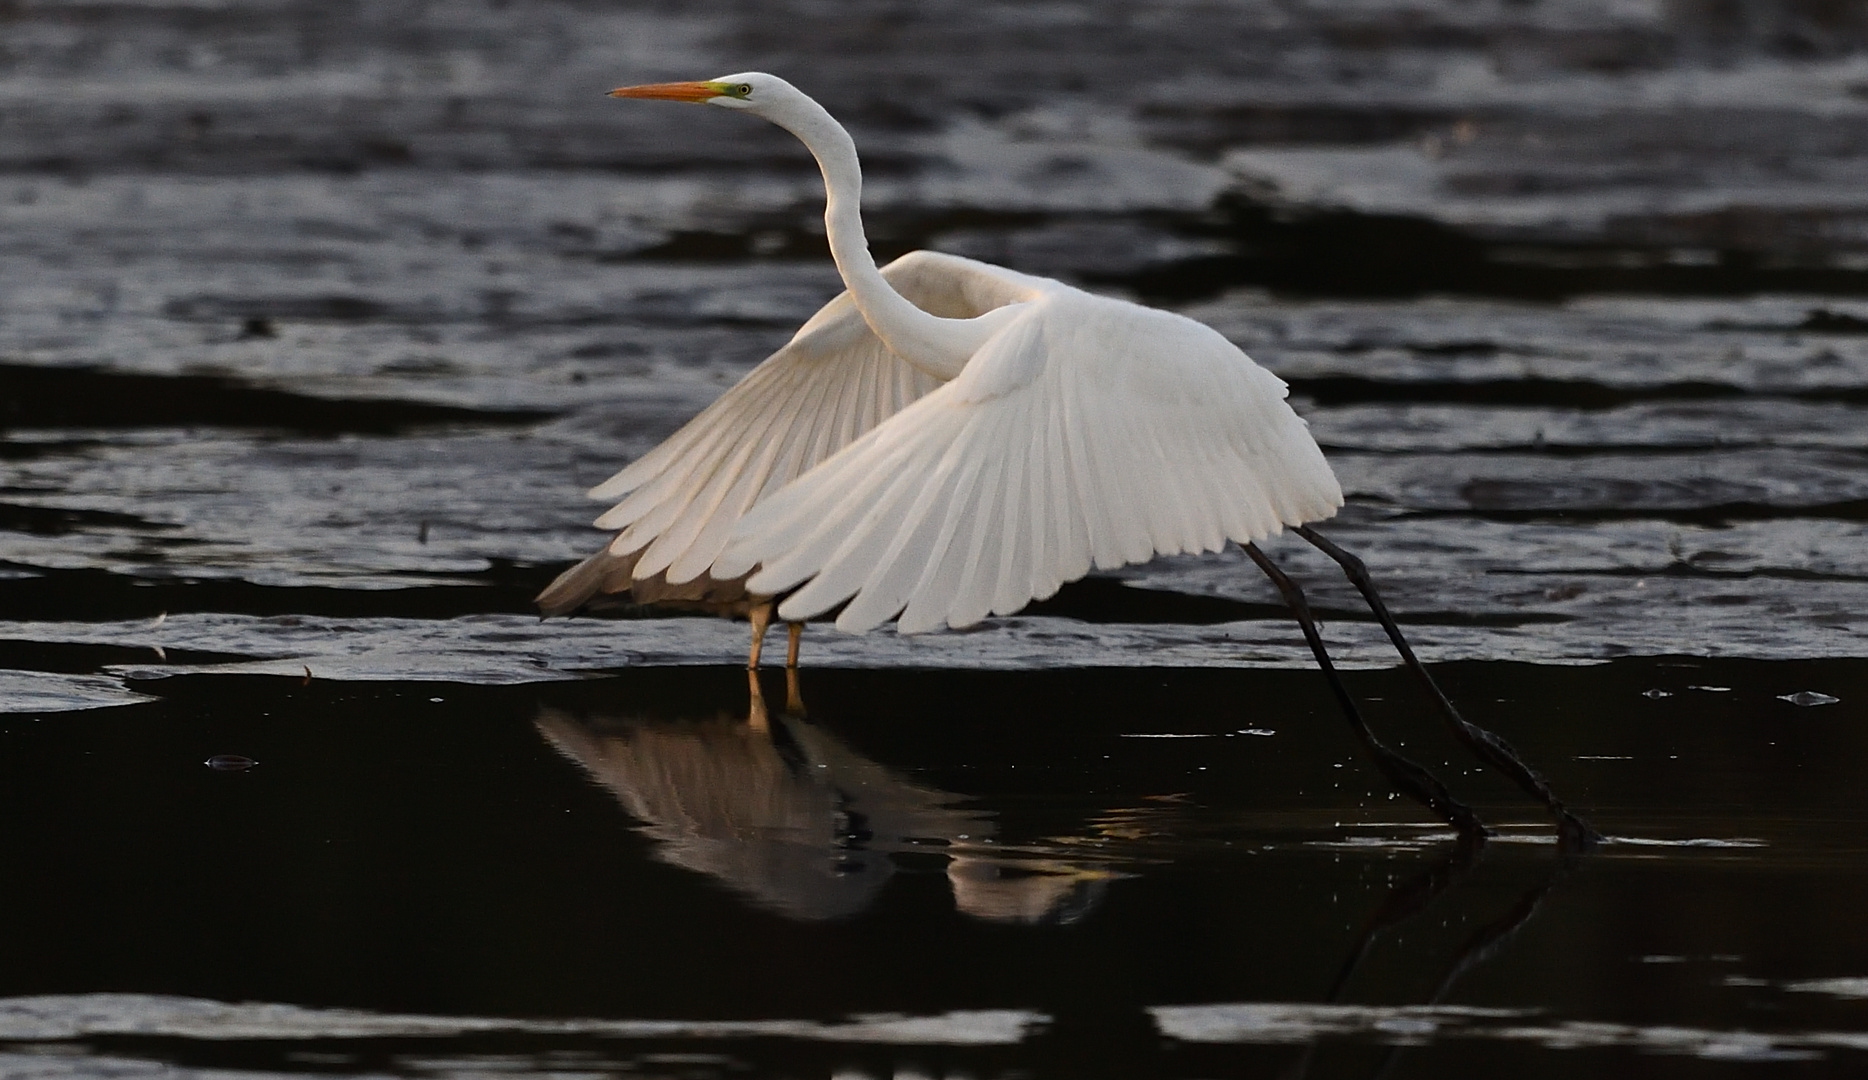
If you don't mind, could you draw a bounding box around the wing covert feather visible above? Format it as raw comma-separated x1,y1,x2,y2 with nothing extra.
557,252,1042,609
719,291,1344,633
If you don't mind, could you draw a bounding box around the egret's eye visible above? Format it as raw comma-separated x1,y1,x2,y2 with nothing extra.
735,83,753,97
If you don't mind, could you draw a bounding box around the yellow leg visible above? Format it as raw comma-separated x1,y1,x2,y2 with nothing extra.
745,667,770,733
747,600,773,668
785,621,803,669
784,665,806,717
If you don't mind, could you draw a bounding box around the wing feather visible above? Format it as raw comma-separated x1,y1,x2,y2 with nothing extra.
949,441,1008,629
987,403,1035,616
724,290,1344,633
833,409,989,632
593,401,740,533
634,364,806,578
543,251,1040,613
738,415,934,601
898,406,1012,634
1035,373,1084,601
1059,361,1121,571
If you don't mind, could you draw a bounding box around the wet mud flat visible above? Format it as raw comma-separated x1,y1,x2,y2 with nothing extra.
4,0,1868,1076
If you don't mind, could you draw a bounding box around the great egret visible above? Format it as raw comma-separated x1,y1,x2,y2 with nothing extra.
538,72,1594,845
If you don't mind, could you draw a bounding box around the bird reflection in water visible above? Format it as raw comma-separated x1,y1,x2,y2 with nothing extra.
534,670,1117,924
1273,839,1576,1080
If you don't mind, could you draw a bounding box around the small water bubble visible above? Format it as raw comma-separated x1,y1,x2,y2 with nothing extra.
1778,691,1839,707
205,754,257,771
1642,689,1674,699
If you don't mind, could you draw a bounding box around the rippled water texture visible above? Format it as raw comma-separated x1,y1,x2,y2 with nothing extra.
3,1,1868,1076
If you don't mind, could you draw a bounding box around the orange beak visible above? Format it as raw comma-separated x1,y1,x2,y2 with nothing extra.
607,81,722,103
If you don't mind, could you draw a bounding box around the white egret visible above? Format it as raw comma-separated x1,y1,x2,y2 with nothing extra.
538,73,1594,845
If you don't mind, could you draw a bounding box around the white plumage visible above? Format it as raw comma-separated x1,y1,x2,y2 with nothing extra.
540,72,1341,644
577,257,961,583
555,72,1600,847
713,274,1340,632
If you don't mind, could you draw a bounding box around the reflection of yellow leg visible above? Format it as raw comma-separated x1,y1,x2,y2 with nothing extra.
785,621,803,669
745,667,770,733
747,601,773,668
784,665,805,717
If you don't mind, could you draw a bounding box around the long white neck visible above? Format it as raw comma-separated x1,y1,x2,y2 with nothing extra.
768,96,988,379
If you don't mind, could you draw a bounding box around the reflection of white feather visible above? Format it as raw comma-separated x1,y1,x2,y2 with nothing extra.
535,704,983,922
947,857,1111,927
535,695,1131,925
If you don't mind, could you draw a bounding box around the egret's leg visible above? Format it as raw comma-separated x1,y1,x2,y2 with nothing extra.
747,600,773,669
785,621,803,669
1243,542,1487,840
1292,525,1601,849
745,667,770,734
784,665,806,717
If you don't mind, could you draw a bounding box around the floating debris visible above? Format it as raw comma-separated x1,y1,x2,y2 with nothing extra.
1777,691,1839,707
204,755,257,771
1642,689,1674,699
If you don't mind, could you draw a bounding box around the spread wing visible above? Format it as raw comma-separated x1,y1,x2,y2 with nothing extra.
713,292,1344,634
537,251,1041,616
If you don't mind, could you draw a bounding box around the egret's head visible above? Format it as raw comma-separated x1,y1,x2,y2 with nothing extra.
607,71,794,116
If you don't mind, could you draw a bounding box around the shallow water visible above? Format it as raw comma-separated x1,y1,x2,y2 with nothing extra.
4,1,1868,1076
4,659,1868,1078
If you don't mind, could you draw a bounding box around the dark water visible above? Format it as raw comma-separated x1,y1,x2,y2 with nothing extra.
5,660,1868,1077
3,1,1868,1076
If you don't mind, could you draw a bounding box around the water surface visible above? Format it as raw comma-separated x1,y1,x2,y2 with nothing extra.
3,1,1867,1076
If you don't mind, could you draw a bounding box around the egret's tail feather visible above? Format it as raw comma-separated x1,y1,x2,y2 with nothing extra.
535,547,644,617
536,545,761,617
